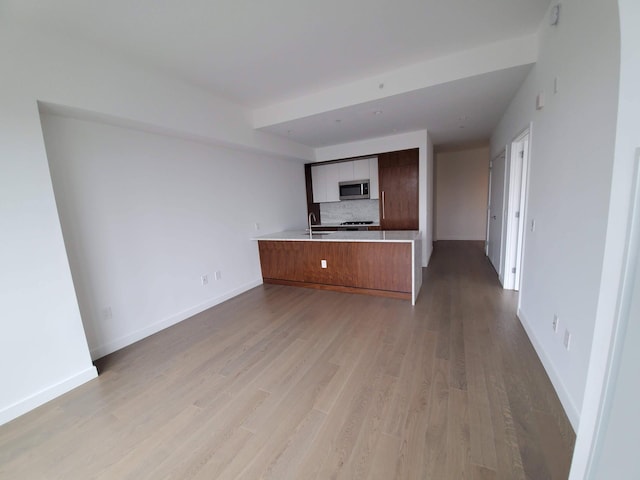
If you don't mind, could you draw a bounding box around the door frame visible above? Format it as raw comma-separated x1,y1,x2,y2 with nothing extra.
485,157,493,256
486,149,507,280
504,127,532,290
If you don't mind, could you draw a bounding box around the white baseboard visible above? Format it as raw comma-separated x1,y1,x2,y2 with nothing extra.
424,242,433,267
89,279,263,360
434,235,487,241
0,366,98,426
517,307,580,430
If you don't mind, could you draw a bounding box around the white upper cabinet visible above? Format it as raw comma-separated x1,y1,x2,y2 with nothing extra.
324,163,342,202
311,164,327,203
339,161,354,181
311,157,380,203
353,159,369,180
369,157,379,200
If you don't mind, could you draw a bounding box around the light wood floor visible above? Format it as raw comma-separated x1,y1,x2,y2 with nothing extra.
0,241,575,479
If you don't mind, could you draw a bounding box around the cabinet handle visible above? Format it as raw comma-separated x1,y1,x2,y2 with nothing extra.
382,191,386,219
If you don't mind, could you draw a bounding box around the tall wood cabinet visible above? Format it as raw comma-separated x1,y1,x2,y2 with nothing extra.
378,148,419,230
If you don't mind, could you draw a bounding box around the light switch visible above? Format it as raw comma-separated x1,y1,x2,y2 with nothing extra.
321,259,327,269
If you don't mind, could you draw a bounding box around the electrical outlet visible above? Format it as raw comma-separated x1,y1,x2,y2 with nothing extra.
103,306,112,320
214,270,222,281
563,329,571,350
201,274,209,286
552,314,559,333
254,222,260,231
321,259,327,269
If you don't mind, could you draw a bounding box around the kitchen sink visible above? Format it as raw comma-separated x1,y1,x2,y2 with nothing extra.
303,232,333,236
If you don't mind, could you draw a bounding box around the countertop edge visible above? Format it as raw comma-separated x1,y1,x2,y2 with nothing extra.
253,230,420,243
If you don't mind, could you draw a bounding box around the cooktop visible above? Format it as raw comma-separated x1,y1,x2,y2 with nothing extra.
341,221,374,225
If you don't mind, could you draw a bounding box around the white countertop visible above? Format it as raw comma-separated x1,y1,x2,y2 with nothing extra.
254,230,420,243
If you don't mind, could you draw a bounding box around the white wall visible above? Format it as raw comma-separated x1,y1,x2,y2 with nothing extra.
41,113,306,359
435,146,490,241
426,134,435,253
0,18,310,424
569,0,640,477
315,130,433,265
589,163,640,476
0,103,97,425
490,0,620,428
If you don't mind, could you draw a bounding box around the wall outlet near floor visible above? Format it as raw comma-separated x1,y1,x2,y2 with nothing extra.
201,274,209,286
552,314,559,333
321,259,327,269
563,329,572,350
214,270,222,281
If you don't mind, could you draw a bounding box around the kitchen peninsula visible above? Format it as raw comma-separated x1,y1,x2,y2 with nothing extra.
254,230,422,304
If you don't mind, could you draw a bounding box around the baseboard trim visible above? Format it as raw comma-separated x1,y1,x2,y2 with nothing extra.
0,366,98,426
434,236,487,241
90,279,263,360
517,307,580,430
424,242,433,267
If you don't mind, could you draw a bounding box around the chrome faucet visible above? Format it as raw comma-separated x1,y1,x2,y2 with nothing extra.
308,212,317,238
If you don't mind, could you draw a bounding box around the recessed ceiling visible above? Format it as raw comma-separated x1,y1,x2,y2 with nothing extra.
259,65,533,148
4,0,551,148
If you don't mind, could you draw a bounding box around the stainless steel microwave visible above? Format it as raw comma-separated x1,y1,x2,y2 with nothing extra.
339,179,370,200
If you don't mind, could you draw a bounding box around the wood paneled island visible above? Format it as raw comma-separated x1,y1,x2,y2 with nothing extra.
254,231,422,304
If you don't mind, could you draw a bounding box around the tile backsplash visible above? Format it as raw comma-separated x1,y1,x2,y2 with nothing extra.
320,199,380,225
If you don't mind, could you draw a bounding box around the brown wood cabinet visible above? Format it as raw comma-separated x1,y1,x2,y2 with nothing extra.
378,148,419,230
304,164,321,225
258,240,412,300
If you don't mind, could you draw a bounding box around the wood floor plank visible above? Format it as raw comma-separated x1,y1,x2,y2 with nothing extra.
423,358,450,479
369,432,402,480
464,288,498,470
312,325,396,479
219,360,339,479
472,463,498,480
341,373,398,480
446,387,472,479
146,389,270,479
393,330,437,479
259,409,326,480
449,277,468,390
0,241,575,480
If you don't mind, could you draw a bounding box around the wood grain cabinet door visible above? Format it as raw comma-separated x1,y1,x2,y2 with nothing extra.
378,149,419,230
258,241,306,282
351,242,412,293
302,242,356,286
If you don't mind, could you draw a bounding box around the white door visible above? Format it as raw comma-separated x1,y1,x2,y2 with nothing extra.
504,131,530,290
487,151,506,278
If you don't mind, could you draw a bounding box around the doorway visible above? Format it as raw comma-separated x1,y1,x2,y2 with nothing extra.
486,150,506,282
503,128,531,291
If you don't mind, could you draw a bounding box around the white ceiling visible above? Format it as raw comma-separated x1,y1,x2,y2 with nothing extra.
6,0,551,148
260,65,533,147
